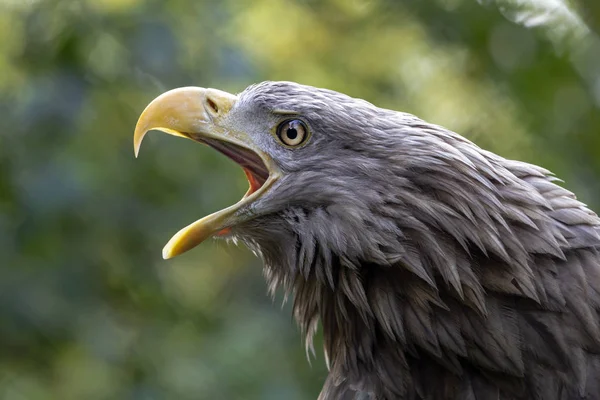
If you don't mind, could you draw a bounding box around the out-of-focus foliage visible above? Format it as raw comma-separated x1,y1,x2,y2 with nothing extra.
0,0,598,399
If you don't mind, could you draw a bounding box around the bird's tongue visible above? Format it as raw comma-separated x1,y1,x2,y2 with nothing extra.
244,168,264,196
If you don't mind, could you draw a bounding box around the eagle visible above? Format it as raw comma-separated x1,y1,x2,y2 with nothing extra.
134,81,600,400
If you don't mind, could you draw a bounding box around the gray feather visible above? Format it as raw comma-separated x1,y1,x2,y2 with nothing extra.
228,81,600,399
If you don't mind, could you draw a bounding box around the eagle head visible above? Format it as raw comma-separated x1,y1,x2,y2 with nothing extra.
134,81,600,400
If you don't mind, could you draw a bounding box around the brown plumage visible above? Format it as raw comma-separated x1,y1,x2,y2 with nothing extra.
134,81,600,399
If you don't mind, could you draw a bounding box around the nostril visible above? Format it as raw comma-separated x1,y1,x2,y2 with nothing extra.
206,97,219,114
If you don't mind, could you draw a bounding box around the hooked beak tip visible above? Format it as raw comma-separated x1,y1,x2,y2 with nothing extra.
134,139,142,158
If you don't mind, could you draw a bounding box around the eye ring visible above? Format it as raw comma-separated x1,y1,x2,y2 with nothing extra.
276,119,309,147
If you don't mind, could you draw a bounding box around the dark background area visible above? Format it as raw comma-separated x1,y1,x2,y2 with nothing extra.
0,0,599,399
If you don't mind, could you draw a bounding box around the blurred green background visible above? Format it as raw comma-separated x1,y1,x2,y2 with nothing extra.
1,0,599,399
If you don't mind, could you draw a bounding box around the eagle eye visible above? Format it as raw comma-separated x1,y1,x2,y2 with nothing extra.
276,119,308,147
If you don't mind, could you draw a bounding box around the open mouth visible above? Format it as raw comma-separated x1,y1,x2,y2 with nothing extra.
133,86,281,259
200,137,269,197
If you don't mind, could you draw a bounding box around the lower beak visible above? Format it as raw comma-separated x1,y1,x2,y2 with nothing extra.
134,87,279,259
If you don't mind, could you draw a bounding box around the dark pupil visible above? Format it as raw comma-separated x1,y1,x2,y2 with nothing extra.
286,127,298,140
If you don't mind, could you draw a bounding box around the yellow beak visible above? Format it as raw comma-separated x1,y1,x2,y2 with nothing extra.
134,87,280,259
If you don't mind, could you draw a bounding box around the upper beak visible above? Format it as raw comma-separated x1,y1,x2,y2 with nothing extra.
134,87,279,259
135,87,238,157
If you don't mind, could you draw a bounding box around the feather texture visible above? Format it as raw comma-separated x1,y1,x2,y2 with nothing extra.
231,82,600,399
